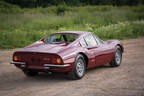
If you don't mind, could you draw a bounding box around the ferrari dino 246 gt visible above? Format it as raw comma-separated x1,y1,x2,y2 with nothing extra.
11,31,124,79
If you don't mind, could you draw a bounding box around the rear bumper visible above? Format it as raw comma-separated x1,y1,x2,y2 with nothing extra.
11,61,26,65
11,61,26,68
10,61,70,69
44,64,70,68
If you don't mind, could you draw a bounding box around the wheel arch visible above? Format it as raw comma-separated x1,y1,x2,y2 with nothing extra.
117,44,124,53
78,52,88,68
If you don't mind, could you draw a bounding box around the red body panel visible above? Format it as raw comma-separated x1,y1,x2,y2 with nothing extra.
12,31,124,72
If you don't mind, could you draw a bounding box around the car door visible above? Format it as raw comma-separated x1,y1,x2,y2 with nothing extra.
80,34,97,68
84,33,108,67
80,33,113,68
92,34,114,65
81,34,99,68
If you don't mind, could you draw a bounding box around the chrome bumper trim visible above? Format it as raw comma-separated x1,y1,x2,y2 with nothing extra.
44,64,70,68
11,61,70,68
11,61,26,65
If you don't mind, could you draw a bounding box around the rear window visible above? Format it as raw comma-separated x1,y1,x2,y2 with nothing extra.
84,34,97,47
44,33,78,44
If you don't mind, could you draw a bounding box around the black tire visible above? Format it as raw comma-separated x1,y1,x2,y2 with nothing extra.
68,54,86,80
110,46,122,67
23,70,38,77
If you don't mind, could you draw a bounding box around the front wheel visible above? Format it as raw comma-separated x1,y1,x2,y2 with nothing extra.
68,54,86,80
110,46,122,67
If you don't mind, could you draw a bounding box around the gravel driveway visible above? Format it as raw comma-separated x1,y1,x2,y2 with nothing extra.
0,38,144,96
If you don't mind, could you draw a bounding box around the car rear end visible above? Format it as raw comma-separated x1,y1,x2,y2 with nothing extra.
11,51,71,72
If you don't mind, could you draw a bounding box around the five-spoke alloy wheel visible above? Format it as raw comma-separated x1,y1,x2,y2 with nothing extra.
68,54,86,80
110,46,122,67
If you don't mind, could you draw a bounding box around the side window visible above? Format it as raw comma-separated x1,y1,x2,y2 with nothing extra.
93,34,103,46
84,34,97,47
80,38,87,47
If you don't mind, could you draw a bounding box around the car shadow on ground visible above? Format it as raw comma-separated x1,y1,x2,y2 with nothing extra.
29,63,113,82
86,64,113,73
34,64,112,80
0,64,113,91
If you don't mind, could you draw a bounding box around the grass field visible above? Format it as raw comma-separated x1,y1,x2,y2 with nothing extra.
0,3,144,49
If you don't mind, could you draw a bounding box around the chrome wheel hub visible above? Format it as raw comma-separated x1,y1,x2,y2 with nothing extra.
76,60,84,77
115,50,121,65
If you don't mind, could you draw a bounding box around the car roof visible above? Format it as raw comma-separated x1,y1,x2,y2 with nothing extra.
55,31,90,36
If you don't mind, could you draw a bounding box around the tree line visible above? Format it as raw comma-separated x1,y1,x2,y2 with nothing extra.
2,0,144,8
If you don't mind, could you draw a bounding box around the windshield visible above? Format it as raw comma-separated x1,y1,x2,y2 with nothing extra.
44,33,78,44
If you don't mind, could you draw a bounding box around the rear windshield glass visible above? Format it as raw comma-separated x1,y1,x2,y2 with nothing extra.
44,33,78,44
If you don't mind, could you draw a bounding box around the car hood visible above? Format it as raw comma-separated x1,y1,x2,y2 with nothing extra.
19,41,68,54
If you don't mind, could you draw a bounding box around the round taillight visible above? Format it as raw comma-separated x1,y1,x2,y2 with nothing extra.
13,56,19,61
51,58,62,64
56,58,62,64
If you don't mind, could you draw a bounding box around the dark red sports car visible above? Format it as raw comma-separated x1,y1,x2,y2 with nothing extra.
11,31,124,79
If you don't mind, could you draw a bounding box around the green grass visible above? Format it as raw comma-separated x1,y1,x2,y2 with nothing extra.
0,5,144,49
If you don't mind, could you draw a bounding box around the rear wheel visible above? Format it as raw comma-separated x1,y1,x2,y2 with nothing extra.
110,46,122,67
23,70,38,77
68,54,86,80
